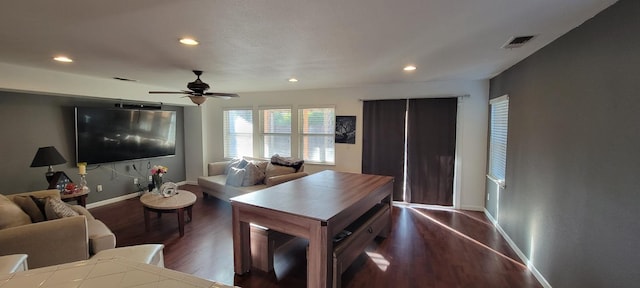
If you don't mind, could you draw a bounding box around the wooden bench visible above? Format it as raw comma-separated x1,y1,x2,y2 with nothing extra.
332,204,390,288
250,224,295,272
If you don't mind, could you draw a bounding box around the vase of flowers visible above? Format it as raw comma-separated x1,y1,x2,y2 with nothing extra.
150,165,168,192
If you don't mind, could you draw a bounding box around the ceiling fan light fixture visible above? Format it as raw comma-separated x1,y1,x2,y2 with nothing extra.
179,38,199,46
53,56,73,63
188,96,207,106
288,78,299,82
403,65,417,71
149,70,238,104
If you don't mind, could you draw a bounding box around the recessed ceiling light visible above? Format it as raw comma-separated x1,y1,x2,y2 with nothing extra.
179,38,199,45
403,65,417,71
288,78,299,83
53,56,73,63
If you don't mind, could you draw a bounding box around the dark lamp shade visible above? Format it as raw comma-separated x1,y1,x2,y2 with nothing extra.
30,146,67,167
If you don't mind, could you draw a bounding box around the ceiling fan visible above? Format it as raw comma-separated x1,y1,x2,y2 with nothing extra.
149,70,239,106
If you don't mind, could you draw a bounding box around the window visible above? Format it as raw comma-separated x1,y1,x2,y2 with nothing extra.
260,108,291,157
223,109,253,159
299,107,335,164
488,95,509,187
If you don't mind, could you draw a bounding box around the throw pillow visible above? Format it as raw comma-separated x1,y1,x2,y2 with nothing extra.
225,158,249,174
265,162,296,179
225,167,246,187
44,197,79,220
13,196,46,223
0,194,31,229
242,163,266,186
30,196,48,219
251,160,269,174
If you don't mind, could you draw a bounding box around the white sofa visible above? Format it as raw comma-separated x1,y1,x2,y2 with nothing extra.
197,158,308,202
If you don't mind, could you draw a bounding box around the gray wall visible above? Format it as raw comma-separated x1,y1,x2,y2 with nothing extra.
488,0,640,286
0,91,186,204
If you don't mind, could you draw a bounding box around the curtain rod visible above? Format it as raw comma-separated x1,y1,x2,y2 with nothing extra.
358,94,470,101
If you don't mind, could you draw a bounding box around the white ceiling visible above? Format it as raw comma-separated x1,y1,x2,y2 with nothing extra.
0,0,617,95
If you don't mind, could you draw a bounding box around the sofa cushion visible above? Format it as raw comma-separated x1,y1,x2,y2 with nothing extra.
199,175,228,192
13,196,45,223
265,162,296,179
0,194,31,229
242,163,266,186
44,197,80,220
225,158,249,174
226,167,246,187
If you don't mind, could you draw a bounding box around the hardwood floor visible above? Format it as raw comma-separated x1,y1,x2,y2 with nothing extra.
90,185,542,288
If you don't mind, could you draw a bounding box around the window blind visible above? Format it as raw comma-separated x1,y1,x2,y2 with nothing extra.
299,107,335,164
223,109,253,159
261,108,291,157
489,95,509,184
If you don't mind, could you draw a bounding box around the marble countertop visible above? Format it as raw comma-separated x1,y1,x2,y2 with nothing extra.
0,257,235,288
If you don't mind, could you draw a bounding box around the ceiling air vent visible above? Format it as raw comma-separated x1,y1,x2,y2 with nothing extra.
501,35,535,49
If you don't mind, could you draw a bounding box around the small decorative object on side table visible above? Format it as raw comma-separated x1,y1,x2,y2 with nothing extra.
61,162,90,207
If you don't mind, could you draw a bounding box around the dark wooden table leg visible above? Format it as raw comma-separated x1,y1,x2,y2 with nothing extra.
177,208,185,237
186,205,193,222
144,207,150,232
78,194,87,207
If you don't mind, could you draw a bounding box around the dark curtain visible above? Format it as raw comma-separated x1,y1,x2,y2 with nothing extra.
362,100,407,201
406,98,457,205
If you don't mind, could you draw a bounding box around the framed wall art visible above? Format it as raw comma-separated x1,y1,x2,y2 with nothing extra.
335,116,356,144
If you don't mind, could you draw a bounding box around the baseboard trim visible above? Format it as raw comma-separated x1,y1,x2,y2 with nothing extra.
86,181,192,209
87,192,139,209
459,205,484,211
484,209,552,288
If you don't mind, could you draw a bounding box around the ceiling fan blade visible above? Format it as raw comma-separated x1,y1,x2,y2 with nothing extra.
149,91,191,94
203,92,239,98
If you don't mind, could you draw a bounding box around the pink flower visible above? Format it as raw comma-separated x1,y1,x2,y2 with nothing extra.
151,165,168,175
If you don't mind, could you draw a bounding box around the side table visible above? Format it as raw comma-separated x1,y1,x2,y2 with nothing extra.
61,191,89,207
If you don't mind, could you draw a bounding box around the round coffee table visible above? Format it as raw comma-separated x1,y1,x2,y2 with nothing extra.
140,190,197,237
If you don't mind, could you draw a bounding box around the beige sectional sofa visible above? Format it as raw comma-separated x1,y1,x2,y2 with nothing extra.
0,189,116,268
198,158,308,201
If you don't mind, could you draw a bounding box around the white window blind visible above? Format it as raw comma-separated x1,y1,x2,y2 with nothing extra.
299,107,335,164
261,108,291,157
223,109,253,159
489,95,509,185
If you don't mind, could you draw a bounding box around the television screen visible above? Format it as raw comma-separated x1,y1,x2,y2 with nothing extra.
75,107,177,164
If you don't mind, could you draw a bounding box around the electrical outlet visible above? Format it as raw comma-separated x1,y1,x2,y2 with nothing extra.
134,178,139,185
97,185,103,192
148,175,153,182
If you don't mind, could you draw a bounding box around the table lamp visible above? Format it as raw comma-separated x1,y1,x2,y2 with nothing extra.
30,146,67,182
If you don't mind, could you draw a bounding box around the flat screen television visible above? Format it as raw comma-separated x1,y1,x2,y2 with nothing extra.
75,107,177,164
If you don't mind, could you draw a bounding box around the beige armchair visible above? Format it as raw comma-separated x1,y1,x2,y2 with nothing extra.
0,189,115,268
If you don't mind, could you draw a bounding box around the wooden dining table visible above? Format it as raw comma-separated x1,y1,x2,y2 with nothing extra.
230,170,393,288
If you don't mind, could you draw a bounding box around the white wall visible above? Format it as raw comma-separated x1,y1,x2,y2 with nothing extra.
183,106,205,184
191,80,489,210
0,62,193,106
